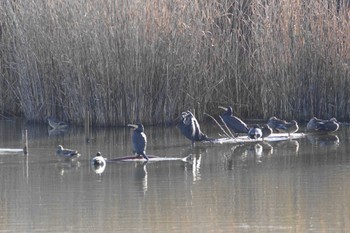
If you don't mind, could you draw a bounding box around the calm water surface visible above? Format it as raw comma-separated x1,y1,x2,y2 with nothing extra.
0,120,350,232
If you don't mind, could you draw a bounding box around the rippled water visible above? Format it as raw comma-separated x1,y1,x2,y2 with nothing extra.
0,120,350,232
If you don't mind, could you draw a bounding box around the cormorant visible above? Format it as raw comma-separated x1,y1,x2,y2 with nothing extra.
178,111,211,146
261,124,273,139
218,106,249,136
128,123,149,161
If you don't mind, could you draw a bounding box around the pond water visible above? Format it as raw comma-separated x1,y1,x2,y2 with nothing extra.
0,120,350,232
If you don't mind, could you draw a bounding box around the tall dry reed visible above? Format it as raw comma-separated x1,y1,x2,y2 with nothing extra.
0,0,349,126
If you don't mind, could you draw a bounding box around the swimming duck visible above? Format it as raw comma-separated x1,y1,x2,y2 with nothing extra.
91,152,107,166
248,125,262,139
56,145,80,159
218,106,249,136
267,117,299,136
306,117,339,134
91,152,107,174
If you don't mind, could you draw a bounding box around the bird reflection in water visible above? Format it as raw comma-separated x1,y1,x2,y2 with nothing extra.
56,161,81,176
134,162,148,194
274,140,300,155
224,142,273,169
48,127,69,137
182,147,205,183
307,134,340,147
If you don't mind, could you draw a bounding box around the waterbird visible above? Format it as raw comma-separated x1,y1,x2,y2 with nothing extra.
91,152,107,174
128,123,149,161
267,117,299,136
306,117,339,134
56,145,80,159
178,111,212,146
91,152,107,166
248,125,262,139
261,124,273,139
46,116,69,130
218,106,249,136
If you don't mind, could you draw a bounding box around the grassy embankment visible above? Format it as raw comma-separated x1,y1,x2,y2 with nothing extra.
0,0,349,126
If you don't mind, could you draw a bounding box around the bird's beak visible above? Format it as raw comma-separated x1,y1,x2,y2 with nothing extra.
127,124,138,129
218,106,228,111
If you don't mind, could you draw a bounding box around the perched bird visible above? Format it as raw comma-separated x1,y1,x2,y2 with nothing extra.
248,125,262,139
178,111,211,146
56,145,80,159
128,123,149,161
218,106,249,136
91,152,107,174
306,117,339,134
267,117,299,136
261,124,273,139
46,116,69,130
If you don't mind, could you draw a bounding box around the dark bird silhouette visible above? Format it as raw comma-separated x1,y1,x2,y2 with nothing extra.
306,117,339,134
178,111,211,146
218,106,249,136
128,124,149,161
248,125,262,139
267,116,299,136
261,124,273,139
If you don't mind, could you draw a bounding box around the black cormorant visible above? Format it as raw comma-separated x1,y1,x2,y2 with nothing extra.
261,124,273,139
178,111,211,146
218,106,249,136
128,124,149,161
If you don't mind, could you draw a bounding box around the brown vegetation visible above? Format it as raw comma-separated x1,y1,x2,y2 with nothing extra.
0,0,349,126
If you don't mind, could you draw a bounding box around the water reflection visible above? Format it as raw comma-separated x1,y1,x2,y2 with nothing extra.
1,120,350,232
91,161,106,175
274,139,300,154
56,160,81,176
306,134,340,147
48,127,70,137
133,162,148,194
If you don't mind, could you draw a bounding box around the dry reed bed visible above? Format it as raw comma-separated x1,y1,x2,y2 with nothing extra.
0,0,349,126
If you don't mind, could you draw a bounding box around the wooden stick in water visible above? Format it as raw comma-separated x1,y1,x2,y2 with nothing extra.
22,129,28,155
